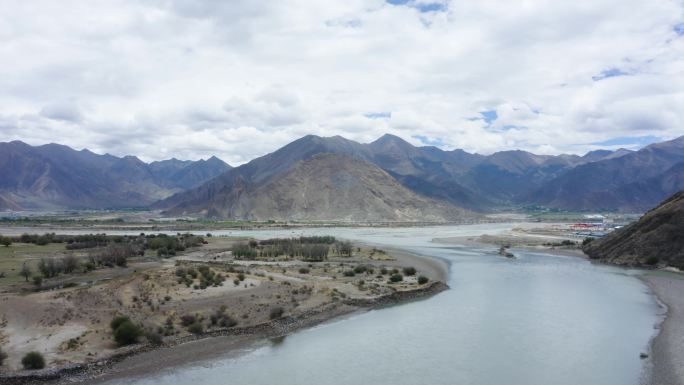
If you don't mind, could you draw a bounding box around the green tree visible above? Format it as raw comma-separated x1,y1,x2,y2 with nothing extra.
113,320,141,346
389,274,403,283
22,351,45,370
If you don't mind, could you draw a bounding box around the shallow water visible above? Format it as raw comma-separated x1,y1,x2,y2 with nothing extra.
106,224,660,385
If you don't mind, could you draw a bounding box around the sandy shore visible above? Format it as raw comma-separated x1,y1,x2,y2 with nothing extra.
641,272,684,385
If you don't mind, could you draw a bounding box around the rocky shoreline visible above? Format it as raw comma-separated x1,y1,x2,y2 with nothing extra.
0,281,448,385
640,273,684,385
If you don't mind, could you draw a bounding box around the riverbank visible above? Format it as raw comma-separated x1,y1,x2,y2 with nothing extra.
0,233,450,385
0,281,447,385
641,272,684,385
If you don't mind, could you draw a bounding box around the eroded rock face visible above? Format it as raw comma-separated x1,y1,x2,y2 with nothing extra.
583,191,684,269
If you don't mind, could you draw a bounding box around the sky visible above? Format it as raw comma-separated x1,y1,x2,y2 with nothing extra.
0,0,683,165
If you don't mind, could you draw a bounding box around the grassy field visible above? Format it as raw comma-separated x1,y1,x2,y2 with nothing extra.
0,242,66,283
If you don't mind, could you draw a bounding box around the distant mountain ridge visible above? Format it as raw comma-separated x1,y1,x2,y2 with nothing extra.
526,136,684,211
2,133,682,215
156,133,675,219
0,141,231,210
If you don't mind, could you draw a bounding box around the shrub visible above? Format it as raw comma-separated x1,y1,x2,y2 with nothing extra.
353,265,367,274
180,314,197,327
343,270,355,277
237,273,245,281
146,330,163,346
21,351,45,370
402,267,416,276
417,276,429,285
269,307,284,320
62,255,79,274
389,274,403,283
187,268,198,278
113,320,141,346
298,267,310,274
219,314,237,328
187,322,204,334
645,256,659,266
380,268,388,275
110,315,131,331
0,347,7,366
32,275,43,286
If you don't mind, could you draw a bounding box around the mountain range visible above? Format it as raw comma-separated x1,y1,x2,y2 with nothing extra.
0,141,231,210
2,134,684,220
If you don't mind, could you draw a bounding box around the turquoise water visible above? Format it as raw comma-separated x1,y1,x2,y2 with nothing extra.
106,225,660,385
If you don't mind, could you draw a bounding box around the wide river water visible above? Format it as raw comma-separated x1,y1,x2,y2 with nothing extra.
96,224,660,385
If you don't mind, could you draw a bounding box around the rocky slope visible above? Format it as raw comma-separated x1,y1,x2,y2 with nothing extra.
583,191,684,269
163,153,474,221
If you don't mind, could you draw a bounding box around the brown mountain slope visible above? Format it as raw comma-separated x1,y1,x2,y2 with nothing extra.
583,191,684,269
165,153,474,222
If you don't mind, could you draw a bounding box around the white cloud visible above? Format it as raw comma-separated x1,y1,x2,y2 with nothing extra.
0,0,683,163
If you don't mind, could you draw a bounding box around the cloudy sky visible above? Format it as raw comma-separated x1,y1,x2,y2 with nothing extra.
1,0,683,164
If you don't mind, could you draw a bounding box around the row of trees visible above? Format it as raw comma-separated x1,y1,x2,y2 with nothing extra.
4,232,205,253
232,236,353,261
16,234,206,285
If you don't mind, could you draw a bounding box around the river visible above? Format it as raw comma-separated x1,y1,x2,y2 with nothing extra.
90,224,660,385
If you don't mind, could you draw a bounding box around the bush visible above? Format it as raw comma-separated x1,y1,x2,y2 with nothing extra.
187,268,198,278
32,275,43,286
298,267,310,274
353,265,367,274
402,267,416,276
380,268,388,275
269,307,284,320
645,256,659,266
146,331,163,346
180,314,197,327
417,276,429,285
0,347,7,366
389,274,403,283
219,315,238,328
237,273,245,281
22,351,45,370
110,315,131,331
113,320,141,346
343,270,355,277
187,322,204,334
